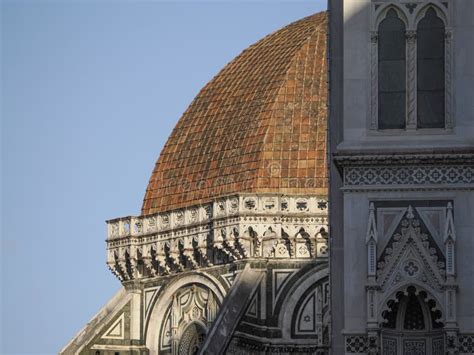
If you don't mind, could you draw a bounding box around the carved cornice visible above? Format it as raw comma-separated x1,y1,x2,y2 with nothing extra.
334,152,474,168
106,194,329,283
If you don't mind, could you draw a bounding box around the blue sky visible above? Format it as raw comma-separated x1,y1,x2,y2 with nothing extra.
1,1,326,353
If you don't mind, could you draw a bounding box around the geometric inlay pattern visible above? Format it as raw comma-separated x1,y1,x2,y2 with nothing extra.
345,165,474,186
403,339,426,354
144,287,160,318
101,313,125,340
346,335,368,353
245,292,259,318
221,273,237,289
272,270,296,311
459,335,474,353
296,292,316,334
383,337,397,355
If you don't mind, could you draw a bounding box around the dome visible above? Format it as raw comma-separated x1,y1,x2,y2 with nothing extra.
142,12,328,214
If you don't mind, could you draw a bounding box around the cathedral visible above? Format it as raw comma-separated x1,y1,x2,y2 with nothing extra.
61,1,473,354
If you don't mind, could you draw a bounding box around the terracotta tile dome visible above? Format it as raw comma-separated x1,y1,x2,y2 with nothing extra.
142,11,328,214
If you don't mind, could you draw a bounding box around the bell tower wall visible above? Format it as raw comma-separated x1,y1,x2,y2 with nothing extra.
329,1,474,354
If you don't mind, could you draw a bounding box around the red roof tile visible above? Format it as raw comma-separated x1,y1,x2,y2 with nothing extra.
142,12,328,214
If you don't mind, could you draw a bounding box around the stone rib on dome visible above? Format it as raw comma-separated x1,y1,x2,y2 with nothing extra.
142,12,328,214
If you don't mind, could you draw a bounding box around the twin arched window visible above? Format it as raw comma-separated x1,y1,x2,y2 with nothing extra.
378,7,446,130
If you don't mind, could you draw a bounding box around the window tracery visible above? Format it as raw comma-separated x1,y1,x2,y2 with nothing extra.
381,286,444,331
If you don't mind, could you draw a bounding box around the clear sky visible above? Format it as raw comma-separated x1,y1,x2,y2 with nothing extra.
1,1,327,353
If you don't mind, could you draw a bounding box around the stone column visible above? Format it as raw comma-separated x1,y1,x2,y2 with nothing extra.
406,30,417,130
445,29,453,129
370,31,378,130
171,294,180,355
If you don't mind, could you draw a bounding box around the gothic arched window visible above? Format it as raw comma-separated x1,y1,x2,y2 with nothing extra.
417,8,445,128
378,9,406,129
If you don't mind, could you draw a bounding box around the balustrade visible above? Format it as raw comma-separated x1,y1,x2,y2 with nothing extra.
106,194,329,281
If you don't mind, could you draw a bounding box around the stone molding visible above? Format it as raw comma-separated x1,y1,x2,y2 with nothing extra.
334,153,474,168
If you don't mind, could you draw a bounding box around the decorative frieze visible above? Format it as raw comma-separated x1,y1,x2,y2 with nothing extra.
348,333,474,354
345,335,368,353
458,335,474,353
335,153,474,167
344,165,474,187
106,194,328,282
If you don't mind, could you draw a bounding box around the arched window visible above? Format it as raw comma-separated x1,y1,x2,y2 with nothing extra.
381,288,446,353
417,8,445,128
179,322,206,355
381,287,444,330
378,9,406,129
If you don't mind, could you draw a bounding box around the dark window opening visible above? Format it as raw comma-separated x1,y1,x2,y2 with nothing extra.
378,9,406,129
404,293,426,330
417,8,445,128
